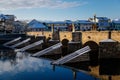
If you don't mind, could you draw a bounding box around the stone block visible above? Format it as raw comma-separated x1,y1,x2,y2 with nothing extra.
72,32,82,42
99,39,119,58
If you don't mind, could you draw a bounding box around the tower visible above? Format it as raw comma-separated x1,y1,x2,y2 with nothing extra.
93,14,97,30
94,14,96,22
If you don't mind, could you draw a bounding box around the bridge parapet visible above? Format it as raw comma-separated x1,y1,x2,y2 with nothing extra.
82,31,109,44
27,31,52,38
59,31,72,41
27,31,120,45
82,31,120,44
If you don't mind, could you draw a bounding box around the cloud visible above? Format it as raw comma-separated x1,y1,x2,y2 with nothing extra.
0,56,51,75
0,0,87,10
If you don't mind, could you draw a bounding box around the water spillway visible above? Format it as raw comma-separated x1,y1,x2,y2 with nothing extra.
15,40,43,52
52,46,91,65
10,38,31,49
32,43,62,57
3,37,21,47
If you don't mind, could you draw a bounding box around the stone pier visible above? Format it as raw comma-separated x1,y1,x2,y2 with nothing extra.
99,39,120,75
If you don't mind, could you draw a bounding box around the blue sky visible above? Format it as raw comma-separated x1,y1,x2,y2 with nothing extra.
0,0,120,21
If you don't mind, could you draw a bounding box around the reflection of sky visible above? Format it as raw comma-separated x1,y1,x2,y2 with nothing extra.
0,57,51,74
0,52,99,80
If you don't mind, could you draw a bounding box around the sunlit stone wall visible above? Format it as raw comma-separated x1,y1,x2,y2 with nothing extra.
27,31,120,44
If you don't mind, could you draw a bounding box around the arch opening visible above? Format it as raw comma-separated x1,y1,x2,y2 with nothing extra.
83,41,99,66
61,39,69,57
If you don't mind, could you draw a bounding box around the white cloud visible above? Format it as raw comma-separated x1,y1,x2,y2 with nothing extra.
0,0,87,10
0,56,51,75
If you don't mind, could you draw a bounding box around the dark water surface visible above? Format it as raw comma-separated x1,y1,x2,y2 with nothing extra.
0,51,99,80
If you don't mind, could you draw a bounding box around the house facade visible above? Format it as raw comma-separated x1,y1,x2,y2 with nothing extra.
112,19,120,30
89,15,111,31
75,20,93,31
45,20,72,31
0,14,16,33
13,20,27,33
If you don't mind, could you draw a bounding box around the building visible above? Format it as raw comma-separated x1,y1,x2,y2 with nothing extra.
27,19,46,32
112,19,120,30
89,15,111,31
45,20,72,31
13,20,27,33
75,20,93,31
0,14,16,33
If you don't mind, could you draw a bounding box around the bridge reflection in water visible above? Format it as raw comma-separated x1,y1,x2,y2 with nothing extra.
0,51,98,80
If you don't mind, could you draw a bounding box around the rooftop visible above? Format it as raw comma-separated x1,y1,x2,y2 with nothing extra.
27,19,46,28
112,19,120,23
75,20,93,24
96,17,109,20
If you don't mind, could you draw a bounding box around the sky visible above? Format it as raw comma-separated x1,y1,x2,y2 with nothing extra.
0,0,120,21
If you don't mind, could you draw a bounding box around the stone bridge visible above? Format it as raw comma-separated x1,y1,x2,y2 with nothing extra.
27,31,120,66
27,31,120,45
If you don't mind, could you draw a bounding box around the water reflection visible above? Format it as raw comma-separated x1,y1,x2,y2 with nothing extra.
0,51,99,80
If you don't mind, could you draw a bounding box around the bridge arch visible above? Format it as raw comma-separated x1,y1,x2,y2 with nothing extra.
61,39,69,56
61,39,69,46
83,41,99,66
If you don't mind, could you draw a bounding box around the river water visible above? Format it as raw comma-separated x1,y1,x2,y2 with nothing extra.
0,51,99,80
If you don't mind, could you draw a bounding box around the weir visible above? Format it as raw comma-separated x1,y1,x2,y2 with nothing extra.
15,40,43,52
3,37,21,47
32,43,62,57
10,38,31,49
51,46,91,65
